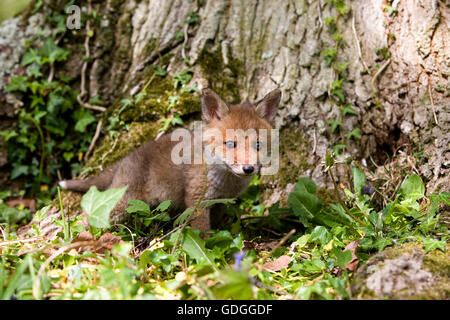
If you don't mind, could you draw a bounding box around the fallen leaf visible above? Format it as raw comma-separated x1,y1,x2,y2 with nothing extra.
71,231,122,254
263,255,293,272
8,199,36,212
344,240,360,271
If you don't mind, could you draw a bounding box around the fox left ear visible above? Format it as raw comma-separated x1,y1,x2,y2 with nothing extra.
255,89,281,124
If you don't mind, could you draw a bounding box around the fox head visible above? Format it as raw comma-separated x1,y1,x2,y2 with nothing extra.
201,88,281,177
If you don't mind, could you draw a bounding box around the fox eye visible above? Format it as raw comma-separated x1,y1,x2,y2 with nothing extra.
254,141,262,151
225,141,237,149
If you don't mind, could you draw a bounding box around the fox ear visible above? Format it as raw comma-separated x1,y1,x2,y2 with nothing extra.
201,88,230,122
255,89,281,124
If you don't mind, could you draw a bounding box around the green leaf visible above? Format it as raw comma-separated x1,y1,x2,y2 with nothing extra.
0,130,18,142
213,270,254,299
81,186,128,228
126,199,150,214
5,76,28,92
421,237,445,253
73,109,96,132
181,228,217,271
346,128,361,140
155,200,171,212
11,165,29,179
333,247,352,268
352,167,366,195
398,174,425,201
21,48,42,66
342,104,358,116
310,226,331,245
327,119,342,133
288,177,322,227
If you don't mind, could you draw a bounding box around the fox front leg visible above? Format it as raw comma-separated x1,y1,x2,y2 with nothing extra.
189,207,211,233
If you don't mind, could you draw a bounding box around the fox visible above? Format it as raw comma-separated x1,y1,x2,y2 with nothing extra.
59,88,281,232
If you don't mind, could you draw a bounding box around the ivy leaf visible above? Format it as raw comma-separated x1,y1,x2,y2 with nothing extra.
126,199,150,215
333,247,352,268
0,130,18,142
346,128,361,140
11,165,29,179
5,76,28,92
327,119,342,133
81,186,128,228
21,48,42,66
342,104,358,116
73,109,96,132
155,200,171,212
421,237,445,253
40,38,71,63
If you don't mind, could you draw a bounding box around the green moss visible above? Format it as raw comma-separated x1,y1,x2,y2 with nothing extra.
352,241,450,299
262,126,312,190
316,187,340,206
87,121,160,170
198,48,244,103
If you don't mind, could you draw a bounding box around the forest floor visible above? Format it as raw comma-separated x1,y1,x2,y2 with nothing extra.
1,158,448,300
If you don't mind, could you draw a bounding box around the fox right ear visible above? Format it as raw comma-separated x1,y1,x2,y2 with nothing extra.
201,88,230,122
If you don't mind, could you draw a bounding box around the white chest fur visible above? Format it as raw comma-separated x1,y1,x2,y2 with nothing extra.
205,164,252,200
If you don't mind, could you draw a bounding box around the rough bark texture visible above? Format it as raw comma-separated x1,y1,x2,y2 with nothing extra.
0,0,449,296
1,0,449,196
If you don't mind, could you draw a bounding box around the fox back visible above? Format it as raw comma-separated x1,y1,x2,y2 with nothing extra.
59,88,281,231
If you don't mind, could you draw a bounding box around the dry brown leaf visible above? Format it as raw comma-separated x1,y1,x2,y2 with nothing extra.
8,199,36,212
71,231,122,254
263,255,292,272
345,240,360,271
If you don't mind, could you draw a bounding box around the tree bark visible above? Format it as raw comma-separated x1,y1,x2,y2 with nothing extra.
0,0,448,236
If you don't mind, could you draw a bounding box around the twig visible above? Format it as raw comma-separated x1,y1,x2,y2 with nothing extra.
428,79,439,125
312,127,317,155
371,58,391,95
0,226,5,241
134,224,184,259
181,23,189,60
100,135,119,165
261,229,296,265
351,15,369,72
112,223,135,254
0,237,44,247
47,63,55,82
76,0,106,113
84,119,103,161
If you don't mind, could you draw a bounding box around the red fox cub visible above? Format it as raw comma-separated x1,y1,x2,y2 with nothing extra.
59,88,281,232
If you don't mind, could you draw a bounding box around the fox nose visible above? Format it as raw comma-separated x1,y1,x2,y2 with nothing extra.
243,165,254,174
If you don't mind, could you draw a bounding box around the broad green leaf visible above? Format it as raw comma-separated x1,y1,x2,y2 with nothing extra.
288,177,322,227
181,228,217,271
81,186,127,228
126,199,150,214
213,270,254,299
295,234,310,249
333,247,352,268
155,200,171,212
421,237,445,253
352,167,366,195
310,226,331,245
5,76,28,92
398,174,424,201
11,165,29,179
74,109,96,132
173,207,195,226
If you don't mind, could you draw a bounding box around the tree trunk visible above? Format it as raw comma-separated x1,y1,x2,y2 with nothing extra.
1,0,448,235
